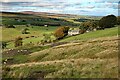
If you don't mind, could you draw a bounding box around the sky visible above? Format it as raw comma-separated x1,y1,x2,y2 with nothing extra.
0,0,119,16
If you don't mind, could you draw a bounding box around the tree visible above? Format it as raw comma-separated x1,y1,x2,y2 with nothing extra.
117,16,120,25
22,28,30,34
99,15,117,29
14,37,23,47
54,26,69,40
63,26,70,36
80,21,98,31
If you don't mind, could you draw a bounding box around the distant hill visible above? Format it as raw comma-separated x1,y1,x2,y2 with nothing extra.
1,11,79,26
20,11,80,18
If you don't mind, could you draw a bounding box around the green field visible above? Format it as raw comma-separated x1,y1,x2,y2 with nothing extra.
2,25,58,48
60,26,118,42
2,25,57,41
2,26,119,78
1,12,119,79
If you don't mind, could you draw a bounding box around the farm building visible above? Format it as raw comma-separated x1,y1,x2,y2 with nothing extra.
68,29,80,36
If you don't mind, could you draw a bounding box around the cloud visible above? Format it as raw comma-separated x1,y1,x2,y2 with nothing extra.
1,0,118,16
94,0,119,3
0,0,38,2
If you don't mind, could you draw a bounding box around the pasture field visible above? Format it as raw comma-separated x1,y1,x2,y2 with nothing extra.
2,35,118,78
1,12,119,79
2,25,58,48
60,26,118,42
2,25,57,41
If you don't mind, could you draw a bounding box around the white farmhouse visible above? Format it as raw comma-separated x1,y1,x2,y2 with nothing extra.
68,29,80,36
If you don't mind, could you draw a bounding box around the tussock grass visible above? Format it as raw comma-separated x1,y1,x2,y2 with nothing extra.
3,36,119,78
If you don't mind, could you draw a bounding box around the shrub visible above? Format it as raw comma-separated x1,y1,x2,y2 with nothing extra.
26,24,30,27
1,41,7,49
41,33,57,44
40,39,46,45
22,28,30,34
5,25,15,28
41,33,52,44
99,15,117,29
54,26,69,40
14,37,23,47
43,33,51,42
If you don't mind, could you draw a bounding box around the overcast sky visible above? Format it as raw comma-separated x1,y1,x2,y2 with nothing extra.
0,0,119,16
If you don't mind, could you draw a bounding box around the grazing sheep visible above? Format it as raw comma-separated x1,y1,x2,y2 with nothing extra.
86,30,89,33
24,50,28,52
18,50,20,53
4,62,7,64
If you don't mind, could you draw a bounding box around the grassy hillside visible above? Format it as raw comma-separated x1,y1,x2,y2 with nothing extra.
60,26,118,42
2,27,119,78
3,36,118,78
1,12,119,79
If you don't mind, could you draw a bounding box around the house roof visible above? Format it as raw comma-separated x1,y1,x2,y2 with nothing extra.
68,30,80,32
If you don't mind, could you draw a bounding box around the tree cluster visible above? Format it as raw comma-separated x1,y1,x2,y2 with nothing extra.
80,21,98,33
54,26,70,40
99,15,117,29
117,16,120,25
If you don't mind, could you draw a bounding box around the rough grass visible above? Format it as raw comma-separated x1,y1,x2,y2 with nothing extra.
3,58,118,78
29,36,118,61
60,26,118,42
3,36,119,78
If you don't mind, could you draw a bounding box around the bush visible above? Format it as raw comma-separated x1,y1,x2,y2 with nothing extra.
5,25,15,28
99,15,117,29
40,33,57,45
26,24,30,27
1,41,7,49
54,26,69,40
14,37,23,47
22,28,30,34
43,33,51,43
